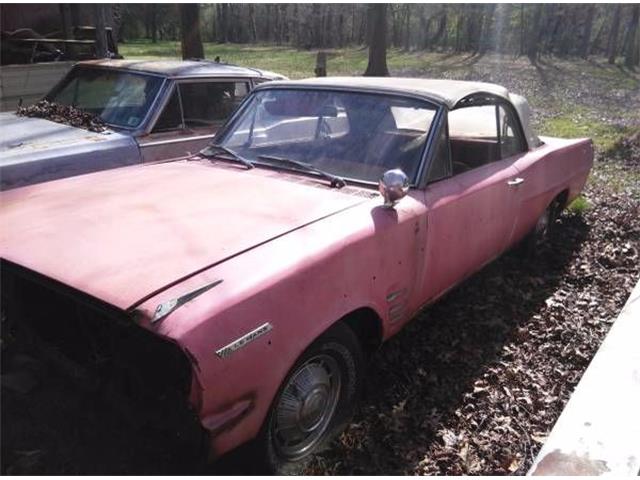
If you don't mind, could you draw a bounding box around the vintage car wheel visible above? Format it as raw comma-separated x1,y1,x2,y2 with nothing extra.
257,322,365,474
521,198,562,257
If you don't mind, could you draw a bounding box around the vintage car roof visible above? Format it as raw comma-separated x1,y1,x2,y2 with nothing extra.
259,77,512,109
77,59,285,79
256,76,539,149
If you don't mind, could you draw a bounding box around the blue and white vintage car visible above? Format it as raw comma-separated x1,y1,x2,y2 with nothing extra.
0,59,285,190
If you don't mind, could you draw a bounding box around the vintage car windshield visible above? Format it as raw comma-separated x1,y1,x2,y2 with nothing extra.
46,66,163,128
216,89,438,184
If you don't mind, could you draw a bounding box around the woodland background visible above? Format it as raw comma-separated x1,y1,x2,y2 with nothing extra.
116,4,640,68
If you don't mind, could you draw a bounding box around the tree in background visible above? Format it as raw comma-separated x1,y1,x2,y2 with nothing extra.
94,4,109,57
118,4,640,69
624,5,640,68
364,4,389,76
179,4,204,60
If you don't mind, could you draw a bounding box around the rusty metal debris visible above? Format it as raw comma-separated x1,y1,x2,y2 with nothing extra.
16,100,107,133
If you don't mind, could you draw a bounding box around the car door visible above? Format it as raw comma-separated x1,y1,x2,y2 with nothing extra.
497,103,544,245
418,101,524,304
137,78,250,162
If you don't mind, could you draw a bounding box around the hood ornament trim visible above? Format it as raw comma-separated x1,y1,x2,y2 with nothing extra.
152,279,223,323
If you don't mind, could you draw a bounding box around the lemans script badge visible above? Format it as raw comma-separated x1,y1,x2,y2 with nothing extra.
216,322,273,358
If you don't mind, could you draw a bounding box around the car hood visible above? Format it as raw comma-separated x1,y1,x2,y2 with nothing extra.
0,161,367,310
0,112,128,157
0,112,138,190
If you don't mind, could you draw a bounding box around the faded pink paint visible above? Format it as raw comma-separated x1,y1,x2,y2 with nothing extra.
0,134,593,460
0,160,366,309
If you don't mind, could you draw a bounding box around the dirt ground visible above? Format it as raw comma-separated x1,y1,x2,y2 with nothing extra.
2,53,639,475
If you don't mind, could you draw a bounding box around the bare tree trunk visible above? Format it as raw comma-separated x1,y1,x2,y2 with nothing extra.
280,5,288,43
404,5,411,51
358,7,368,45
292,4,299,45
364,4,389,76
217,4,229,43
439,6,448,50
313,4,322,47
60,4,73,39
249,3,258,42
150,4,158,43
607,5,622,64
94,4,109,57
455,8,463,52
625,5,640,67
419,6,428,49
324,5,333,48
519,4,525,56
180,4,204,59
479,4,495,53
527,4,544,61
351,5,356,44
581,5,596,59
591,14,607,55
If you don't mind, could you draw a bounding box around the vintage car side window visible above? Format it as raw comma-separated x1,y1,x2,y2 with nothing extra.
426,120,451,183
391,106,435,132
498,105,527,158
448,104,500,175
152,88,183,132
152,81,250,133
180,81,249,128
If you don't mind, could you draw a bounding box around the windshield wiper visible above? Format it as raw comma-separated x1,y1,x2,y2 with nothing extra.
201,143,254,169
257,155,346,188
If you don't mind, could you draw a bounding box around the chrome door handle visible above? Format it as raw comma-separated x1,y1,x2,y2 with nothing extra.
508,177,525,186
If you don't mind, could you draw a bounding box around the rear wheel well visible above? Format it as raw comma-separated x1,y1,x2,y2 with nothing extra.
339,307,383,358
555,189,570,211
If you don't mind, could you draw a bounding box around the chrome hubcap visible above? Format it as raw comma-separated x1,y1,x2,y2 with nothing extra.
535,208,551,246
272,354,341,459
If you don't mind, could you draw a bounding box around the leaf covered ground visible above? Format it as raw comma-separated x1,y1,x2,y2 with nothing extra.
2,50,639,475
303,175,639,475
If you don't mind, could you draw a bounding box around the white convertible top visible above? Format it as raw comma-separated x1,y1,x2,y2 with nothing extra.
259,77,539,149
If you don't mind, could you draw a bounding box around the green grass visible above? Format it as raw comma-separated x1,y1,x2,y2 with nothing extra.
119,40,441,79
538,109,630,152
566,195,591,215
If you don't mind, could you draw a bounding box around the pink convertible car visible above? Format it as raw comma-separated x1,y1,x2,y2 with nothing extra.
0,78,593,472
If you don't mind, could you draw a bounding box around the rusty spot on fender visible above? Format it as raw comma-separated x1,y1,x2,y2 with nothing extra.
532,449,610,476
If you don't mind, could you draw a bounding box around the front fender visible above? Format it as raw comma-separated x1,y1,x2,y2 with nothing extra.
137,191,428,457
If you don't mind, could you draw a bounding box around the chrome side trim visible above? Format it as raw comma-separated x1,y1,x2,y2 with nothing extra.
216,322,273,358
140,134,216,148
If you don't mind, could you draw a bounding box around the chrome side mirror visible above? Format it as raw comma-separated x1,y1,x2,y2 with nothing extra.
379,169,409,208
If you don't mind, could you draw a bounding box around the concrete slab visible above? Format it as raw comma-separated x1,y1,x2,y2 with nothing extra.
528,278,640,476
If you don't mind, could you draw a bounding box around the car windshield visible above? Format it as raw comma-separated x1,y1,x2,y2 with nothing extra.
215,88,438,184
46,66,163,128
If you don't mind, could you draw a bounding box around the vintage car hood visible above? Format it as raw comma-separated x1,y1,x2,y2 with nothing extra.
0,161,367,310
0,112,138,190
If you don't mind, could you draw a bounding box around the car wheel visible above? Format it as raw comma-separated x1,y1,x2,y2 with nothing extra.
521,198,562,257
257,322,365,474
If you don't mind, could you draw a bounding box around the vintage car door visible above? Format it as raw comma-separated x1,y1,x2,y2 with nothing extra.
418,103,525,303
138,79,251,162
494,103,541,246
